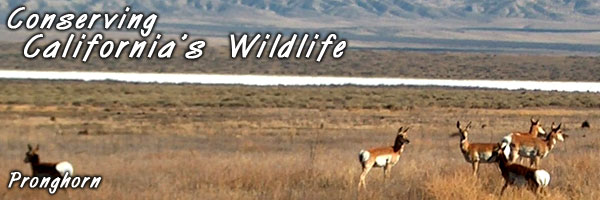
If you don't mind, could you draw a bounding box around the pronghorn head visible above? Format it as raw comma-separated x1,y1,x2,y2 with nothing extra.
549,122,568,142
24,144,40,164
394,127,410,146
496,142,511,162
456,121,472,139
531,118,546,135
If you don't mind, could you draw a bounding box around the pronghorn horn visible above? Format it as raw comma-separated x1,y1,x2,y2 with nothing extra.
403,127,410,133
35,144,40,150
397,127,403,134
456,121,461,129
466,121,472,129
27,144,32,150
557,123,562,129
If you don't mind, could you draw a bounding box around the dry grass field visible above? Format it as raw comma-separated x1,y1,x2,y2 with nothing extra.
0,80,598,199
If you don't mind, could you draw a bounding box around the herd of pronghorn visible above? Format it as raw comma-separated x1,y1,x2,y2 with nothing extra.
358,118,568,196
21,118,567,197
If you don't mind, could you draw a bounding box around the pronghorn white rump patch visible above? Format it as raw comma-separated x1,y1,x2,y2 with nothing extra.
55,161,73,177
7,171,102,194
535,170,551,188
358,150,370,163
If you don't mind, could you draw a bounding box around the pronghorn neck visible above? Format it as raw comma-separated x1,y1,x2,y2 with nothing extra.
392,133,408,152
546,136,557,151
29,156,44,174
529,125,538,136
541,130,558,150
497,154,509,171
543,131,552,141
28,154,40,165
30,162,40,174
460,135,469,152
393,143,405,152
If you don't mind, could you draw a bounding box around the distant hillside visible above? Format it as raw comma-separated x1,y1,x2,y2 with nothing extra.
3,0,600,20
2,0,600,53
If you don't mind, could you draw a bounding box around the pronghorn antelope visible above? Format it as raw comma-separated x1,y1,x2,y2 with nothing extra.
509,118,546,164
357,127,410,190
456,121,500,176
496,145,550,196
501,123,567,168
24,144,73,177
512,118,546,138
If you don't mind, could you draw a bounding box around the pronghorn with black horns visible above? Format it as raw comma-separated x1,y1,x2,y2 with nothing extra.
496,144,550,196
456,121,500,176
501,122,568,168
512,118,546,138
24,144,73,177
357,127,410,190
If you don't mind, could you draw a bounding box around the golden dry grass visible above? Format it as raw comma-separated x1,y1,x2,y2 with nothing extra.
0,82,599,200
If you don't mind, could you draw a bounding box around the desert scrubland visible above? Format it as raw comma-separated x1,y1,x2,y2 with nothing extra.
0,80,598,199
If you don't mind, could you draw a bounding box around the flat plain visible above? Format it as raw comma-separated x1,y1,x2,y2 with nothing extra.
0,80,598,199
2,42,600,81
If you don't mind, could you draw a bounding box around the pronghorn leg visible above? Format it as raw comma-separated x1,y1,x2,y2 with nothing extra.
383,164,392,182
471,161,479,176
510,148,519,163
358,166,372,191
540,186,547,197
518,157,525,164
500,181,509,196
383,165,389,180
526,181,535,195
533,157,541,168
529,157,536,168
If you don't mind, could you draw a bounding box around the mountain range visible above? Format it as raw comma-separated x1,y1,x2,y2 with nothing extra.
2,0,600,53
3,0,600,20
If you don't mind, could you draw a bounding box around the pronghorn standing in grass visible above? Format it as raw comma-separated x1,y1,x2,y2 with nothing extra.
24,144,73,177
496,144,550,196
357,127,410,190
509,118,546,164
456,121,500,176
501,123,567,168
